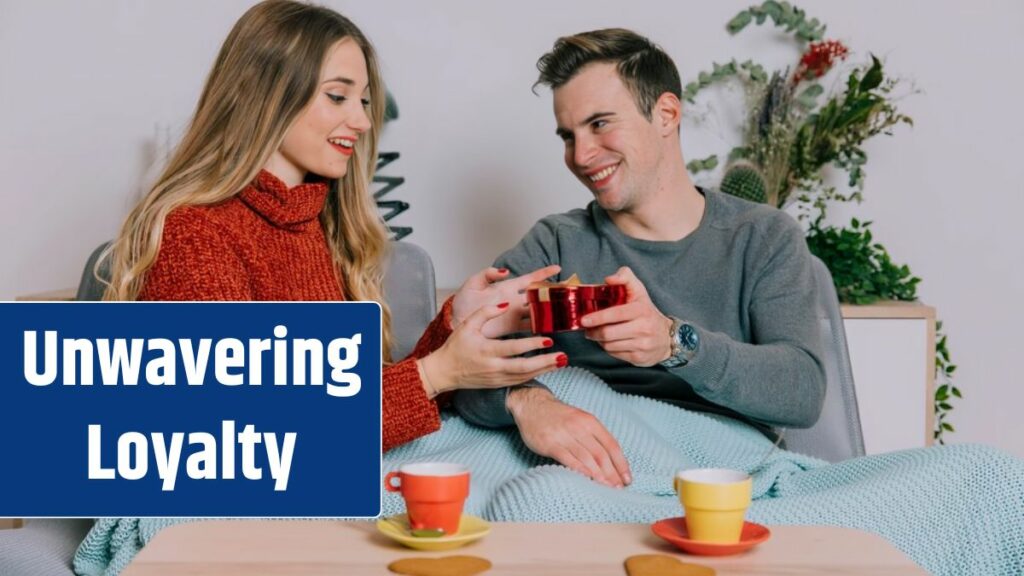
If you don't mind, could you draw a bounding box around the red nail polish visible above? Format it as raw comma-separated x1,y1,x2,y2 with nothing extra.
543,338,553,347
497,302,510,309
498,268,509,274
556,353,568,367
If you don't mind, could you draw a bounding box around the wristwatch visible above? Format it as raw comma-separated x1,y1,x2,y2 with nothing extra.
660,316,699,369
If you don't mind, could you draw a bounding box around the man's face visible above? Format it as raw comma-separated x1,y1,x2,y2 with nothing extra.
553,62,663,214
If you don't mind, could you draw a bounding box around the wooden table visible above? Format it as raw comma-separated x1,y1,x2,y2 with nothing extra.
121,520,927,575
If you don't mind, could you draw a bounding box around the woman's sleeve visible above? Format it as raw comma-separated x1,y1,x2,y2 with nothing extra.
407,296,455,359
381,297,457,452
382,358,440,452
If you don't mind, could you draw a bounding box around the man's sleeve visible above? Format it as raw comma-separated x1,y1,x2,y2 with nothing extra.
668,216,827,428
452,220,560,428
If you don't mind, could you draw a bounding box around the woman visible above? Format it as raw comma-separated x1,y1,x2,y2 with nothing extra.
100,0,563,451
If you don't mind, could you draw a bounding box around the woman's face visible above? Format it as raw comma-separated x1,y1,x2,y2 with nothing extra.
267,38,372,187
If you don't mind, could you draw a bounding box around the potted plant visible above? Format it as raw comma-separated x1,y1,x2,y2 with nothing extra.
683,1,959,443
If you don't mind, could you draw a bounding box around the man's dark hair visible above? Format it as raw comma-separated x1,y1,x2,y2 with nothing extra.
535,28,682,120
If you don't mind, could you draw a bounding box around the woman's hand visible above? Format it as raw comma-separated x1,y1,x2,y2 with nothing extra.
451,264,561,338
420,302,566,395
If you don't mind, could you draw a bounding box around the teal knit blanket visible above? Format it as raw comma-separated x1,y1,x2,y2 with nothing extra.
74,367,1024,576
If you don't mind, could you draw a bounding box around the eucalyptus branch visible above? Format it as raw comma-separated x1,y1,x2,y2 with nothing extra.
727,1,827,43
686,155,720,175
683,59,768,104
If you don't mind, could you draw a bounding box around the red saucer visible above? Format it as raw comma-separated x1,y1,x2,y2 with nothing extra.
651,517,771,556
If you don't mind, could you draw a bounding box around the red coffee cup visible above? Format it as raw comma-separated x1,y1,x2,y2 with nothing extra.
527,283,628,333
384,462,470,535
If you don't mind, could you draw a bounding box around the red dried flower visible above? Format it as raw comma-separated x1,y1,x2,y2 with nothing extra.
794,40,849,83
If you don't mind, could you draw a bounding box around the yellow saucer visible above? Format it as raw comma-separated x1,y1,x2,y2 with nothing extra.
376,513,491,551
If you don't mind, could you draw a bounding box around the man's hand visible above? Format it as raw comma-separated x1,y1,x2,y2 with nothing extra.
580,266,673,367
507,386,631,488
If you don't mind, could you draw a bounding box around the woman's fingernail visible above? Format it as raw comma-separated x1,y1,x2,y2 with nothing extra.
498,268,509,274
624,473,632,485
497,302,510,309
542,338,553,347
556,353,568,367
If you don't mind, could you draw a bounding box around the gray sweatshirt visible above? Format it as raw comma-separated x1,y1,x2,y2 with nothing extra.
453,190,825,433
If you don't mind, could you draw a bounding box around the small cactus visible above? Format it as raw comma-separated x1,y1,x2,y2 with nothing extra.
720,161,768,204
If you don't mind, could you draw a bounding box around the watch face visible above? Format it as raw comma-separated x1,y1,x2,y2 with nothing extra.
661,319,698,369
680,324,699,351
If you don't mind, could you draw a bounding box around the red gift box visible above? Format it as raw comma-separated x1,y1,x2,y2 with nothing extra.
527,283,627,334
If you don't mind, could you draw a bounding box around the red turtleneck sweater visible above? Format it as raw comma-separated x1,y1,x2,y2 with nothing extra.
139,170,452,451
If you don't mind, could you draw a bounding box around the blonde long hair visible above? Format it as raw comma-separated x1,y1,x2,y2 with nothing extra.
102,0,394,359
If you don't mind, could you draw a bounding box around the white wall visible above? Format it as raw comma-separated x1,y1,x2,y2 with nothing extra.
2,1,1022,457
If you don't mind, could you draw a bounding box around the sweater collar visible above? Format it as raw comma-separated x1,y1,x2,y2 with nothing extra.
591,187,713,252
239,170,329,229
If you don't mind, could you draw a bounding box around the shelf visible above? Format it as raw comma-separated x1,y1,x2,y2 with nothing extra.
841,300,935,319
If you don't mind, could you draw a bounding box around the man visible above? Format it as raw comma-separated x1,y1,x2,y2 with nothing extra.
454,28,825,489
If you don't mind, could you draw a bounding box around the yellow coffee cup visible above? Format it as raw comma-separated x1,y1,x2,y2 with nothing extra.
674,468,752,543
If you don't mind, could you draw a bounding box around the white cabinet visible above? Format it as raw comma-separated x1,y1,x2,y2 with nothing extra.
841,302,935,455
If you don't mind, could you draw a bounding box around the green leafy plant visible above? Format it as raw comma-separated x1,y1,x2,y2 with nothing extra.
934,322,960,444
804,218,920,305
